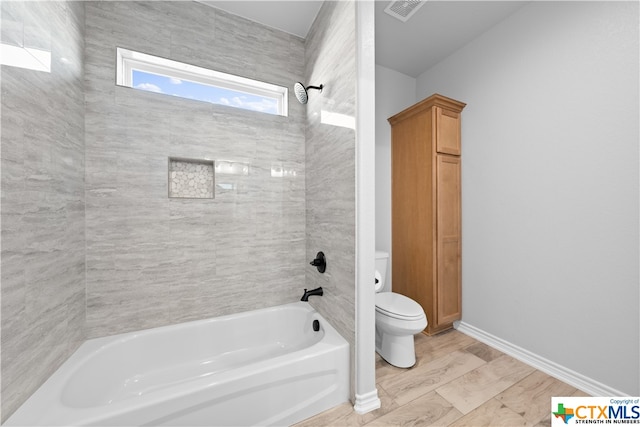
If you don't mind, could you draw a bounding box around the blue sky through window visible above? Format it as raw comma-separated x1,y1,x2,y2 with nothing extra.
132,70,279,115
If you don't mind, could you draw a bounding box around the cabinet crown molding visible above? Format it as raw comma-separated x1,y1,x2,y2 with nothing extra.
388,93,466,125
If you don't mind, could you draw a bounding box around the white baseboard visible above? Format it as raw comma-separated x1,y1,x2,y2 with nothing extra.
353,389,381,414
455,321,626,397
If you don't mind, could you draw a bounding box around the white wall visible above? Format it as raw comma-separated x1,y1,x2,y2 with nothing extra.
374,65,416,291
415,1,639,394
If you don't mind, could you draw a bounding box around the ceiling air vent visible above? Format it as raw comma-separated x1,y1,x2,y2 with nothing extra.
384,0,426,23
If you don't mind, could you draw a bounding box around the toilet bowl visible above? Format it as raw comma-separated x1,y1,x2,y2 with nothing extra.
375,251,427,368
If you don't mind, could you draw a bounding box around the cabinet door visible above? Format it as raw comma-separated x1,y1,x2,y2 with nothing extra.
436,155,461,325
435,107,461,155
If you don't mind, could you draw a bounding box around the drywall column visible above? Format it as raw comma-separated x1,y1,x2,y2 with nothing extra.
354,0,381,414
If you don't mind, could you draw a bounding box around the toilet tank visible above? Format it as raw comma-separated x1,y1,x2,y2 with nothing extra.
375,251,389,290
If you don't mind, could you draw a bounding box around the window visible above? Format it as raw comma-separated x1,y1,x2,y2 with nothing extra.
116,47,288,116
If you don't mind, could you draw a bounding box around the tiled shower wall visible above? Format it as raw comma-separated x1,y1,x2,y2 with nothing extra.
304,1,357,396
1,1,86,420
84,2,307,337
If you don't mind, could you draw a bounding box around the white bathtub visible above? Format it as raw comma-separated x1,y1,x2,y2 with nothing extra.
6,302,349,426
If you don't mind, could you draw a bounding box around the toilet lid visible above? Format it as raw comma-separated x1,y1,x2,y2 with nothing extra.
375,293,425,320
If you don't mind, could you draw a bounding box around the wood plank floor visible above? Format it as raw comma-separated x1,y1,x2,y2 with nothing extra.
295,330,588,426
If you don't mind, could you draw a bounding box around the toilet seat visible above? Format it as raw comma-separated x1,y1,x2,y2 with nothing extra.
375,293,425,321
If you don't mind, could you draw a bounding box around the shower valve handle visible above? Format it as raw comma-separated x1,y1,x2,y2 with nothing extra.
310,252,326,273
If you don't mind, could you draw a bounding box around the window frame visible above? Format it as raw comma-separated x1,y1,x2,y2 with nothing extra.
116,47,288,116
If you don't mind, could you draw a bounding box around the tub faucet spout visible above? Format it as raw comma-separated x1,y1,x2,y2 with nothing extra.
301,287,323,301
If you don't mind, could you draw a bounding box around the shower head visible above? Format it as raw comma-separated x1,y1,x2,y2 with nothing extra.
294,82,323,104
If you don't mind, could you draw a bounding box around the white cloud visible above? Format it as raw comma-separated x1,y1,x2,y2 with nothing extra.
169,77,182,85
135,83,163,93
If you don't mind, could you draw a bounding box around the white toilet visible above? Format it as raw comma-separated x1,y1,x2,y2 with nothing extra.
375,251,427,368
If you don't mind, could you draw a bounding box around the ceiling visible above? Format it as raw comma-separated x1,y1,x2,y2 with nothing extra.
199,1,529,78
197,1,324,39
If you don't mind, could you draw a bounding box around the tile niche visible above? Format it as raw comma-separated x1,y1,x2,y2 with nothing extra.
168,157,214,199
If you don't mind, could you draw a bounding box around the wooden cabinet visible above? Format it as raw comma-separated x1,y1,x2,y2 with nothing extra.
388,94,465,335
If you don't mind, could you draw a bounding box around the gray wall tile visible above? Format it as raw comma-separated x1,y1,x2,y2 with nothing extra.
0,1,86,421
304,0,358,399
84,1,306,337
2,1,359,419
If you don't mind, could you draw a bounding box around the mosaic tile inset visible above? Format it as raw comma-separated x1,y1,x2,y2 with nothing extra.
169,158,214,199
